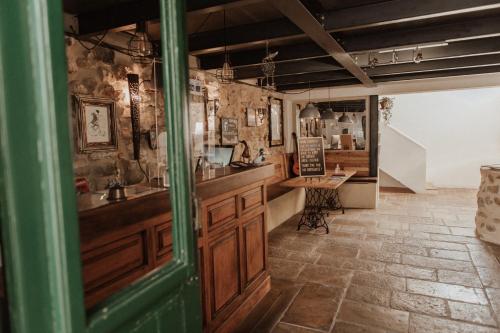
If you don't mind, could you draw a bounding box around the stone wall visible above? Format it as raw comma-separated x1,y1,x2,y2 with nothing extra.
190,70,285,161
66,37,164,190
476,166,500,245
66,38,286,191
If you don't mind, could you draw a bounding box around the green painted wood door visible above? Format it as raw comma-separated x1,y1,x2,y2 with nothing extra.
0,0,202,332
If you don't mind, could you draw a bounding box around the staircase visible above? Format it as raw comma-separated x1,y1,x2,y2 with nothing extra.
379,124,427,193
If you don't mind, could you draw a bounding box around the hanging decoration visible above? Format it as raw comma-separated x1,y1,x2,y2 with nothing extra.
216,10,234,84
128,22,153,64
379,96,394,125
261,41,278,90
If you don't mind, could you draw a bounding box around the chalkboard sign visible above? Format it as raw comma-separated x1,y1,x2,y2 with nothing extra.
298,137,326,177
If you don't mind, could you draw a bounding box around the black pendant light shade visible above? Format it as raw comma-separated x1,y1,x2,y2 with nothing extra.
338,112,352,123
299,102,320,119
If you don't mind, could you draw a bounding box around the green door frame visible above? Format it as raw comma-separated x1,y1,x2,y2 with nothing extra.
0,0,202,332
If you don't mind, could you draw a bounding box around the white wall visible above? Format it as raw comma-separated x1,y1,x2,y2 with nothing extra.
384,87,500,189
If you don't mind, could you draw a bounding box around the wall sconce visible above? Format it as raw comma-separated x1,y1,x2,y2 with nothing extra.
127,74,141,160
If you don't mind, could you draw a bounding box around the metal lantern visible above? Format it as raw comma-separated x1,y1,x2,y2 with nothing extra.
216,10,234,84
128,22,153,64
216,55,234,84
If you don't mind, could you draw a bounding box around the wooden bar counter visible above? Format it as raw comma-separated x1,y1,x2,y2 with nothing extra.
79,164,275,333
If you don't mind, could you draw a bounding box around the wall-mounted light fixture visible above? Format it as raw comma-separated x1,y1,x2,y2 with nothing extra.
127,74,141,160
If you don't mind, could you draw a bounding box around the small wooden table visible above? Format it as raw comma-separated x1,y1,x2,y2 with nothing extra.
281,170,356,233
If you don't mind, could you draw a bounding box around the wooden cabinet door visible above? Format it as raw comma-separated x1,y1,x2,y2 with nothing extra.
208,228,241,318
239,186,264,216
82,232,149,308
242,214,266,286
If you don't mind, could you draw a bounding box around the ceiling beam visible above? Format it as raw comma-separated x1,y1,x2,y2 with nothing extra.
276,57,500,91
199,42,327,69
78,0,158,36
187,0,264,17
197,18,500,69
276,65,500,91
340,15,500,53
374,65,500,83
323,0,500,32
232,37,500,79
189,0,500,54
78,0,260,35
234,58,342,79
270,0,374,87
273,70,355,85
273,53,500,86
368,53,500,76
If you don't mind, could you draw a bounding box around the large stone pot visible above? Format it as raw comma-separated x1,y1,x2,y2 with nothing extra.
476,165,500,245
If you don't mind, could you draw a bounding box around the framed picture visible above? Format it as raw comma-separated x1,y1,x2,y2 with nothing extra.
269,98,284,147
189,78,203,96
246,107,257,127
214,98,220,114
257,108,266,126
74,95,117,153
206,100,216,132
247,107,266,127
221,118,239,145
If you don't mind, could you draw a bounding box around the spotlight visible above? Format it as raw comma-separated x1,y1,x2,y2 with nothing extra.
413,46,423,64
391,50,398,64
368,53,378,69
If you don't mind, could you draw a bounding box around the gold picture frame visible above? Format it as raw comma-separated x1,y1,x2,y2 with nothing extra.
74,95,118,153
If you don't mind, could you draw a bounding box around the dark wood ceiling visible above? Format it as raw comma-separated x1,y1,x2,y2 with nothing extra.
65,0,500,91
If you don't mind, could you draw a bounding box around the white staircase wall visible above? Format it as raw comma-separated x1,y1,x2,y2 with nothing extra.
379,170,409,189
380,124,427,193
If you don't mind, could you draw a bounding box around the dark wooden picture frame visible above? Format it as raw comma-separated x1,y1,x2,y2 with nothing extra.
268,98,284,147
74,95,118,153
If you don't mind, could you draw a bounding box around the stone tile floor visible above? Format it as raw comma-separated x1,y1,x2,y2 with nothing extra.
239,189,500,333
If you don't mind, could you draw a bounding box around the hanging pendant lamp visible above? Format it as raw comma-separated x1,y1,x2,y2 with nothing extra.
321,87,335,120
216,10,234,84
299,82,320,119
338,106,353,123
128,22,153,64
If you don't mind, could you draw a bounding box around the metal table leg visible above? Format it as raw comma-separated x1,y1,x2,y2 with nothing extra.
325,188,344,214
297,188,329,233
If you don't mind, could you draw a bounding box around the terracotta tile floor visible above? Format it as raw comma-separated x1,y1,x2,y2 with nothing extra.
239,189,500,333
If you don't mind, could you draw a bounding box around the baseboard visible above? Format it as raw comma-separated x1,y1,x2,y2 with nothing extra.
380,186,415,193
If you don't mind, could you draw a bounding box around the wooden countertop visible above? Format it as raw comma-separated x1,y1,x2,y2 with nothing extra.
78,163,275,242
281,170,356,190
